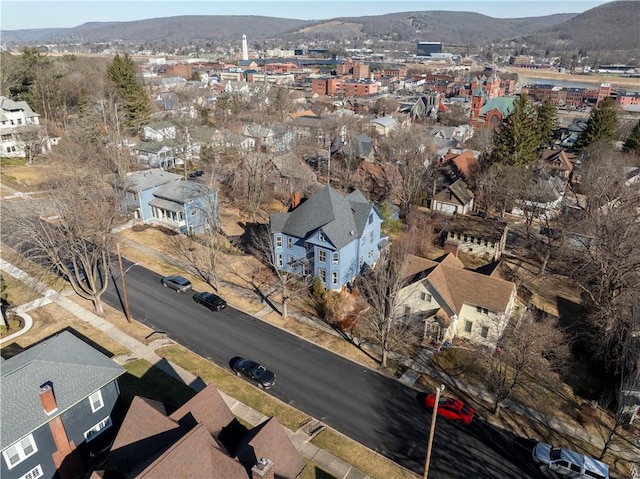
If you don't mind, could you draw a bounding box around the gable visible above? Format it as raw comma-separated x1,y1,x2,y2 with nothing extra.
272,186,376,250
1,331,125,447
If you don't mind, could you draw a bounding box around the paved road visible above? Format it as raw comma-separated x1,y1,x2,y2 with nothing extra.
103,259,545,479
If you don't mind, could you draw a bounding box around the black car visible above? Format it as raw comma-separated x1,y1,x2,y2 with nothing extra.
188,170,204,178
193,291,227,311
161,275,192,293
233,357,276,389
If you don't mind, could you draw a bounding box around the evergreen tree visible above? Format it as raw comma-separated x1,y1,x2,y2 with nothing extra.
535,99,558,148
574,97,618,151
106,53,151,134
488,93,539,167
622,120,640,156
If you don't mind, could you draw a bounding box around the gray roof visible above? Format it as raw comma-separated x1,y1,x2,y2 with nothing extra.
125,169,182,192
1,331,125,446
270,186,374,250
153,181,215,204
0,95,39,118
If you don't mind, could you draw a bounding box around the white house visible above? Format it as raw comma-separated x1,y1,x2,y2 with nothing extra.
397,253,517,348
0,96,57,158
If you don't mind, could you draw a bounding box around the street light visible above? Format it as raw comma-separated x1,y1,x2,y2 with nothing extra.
424,384,446,479
115,242,139,323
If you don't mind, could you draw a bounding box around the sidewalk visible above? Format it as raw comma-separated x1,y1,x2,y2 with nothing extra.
0,259,374,479
400,347,640,464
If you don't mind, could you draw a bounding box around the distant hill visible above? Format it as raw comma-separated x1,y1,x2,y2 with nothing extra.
284,11,576,45
521,1,640,53
0,1,636,61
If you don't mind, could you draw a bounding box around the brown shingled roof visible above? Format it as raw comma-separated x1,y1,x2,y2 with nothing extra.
235,417,306,479
403,254,515,314
137,423,247,479
109,397,186,474
443,149,478,178
169,383,234,437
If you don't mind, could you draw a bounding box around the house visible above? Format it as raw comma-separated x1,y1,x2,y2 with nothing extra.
268,152,320,195
1,331,125,479
131,140,182,169
0,95,57,158
270,186,386,290
143,122,177,142
369,116,398,136
98,383,305,479
538,148,576,181
440,149,480,180
511,174,567,220
431,178,475,215
119,169,218,235
396,254,517,347
439,215,509,261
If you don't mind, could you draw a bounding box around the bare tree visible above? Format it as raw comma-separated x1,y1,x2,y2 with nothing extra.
236,149,276,223
486,309,571,414
352,240,423,367
378,123,435,217
562,142,640,368
249,224,312,319
3,141,118,315
170,195,223,292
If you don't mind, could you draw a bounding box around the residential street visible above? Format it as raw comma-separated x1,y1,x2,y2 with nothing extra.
101,257,546,478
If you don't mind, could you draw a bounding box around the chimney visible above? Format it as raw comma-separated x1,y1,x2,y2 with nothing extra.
251,457,274,479
443,240,459,257
40,383,58,415
291,191,301,209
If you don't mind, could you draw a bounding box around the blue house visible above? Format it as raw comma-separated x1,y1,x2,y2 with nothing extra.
120,169,218,235
0,331,125,479
270,186,386,290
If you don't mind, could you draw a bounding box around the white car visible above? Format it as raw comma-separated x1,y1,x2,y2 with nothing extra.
532,442,609,479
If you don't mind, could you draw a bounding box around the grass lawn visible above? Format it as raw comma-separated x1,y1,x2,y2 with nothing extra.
119,358,197,407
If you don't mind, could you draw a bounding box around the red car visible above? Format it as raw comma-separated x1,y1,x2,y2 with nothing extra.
424,395,475,425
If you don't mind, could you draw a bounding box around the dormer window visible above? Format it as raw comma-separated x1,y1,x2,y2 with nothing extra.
318,231,326,241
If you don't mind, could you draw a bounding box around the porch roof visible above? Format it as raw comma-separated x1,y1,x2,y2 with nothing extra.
149,197,183,212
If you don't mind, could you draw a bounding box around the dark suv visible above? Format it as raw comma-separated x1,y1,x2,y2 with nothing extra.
193,292,227,311
188,170,204,178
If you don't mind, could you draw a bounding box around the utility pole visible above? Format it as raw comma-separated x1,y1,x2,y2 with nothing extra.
116,242,131,323
424,384,445,479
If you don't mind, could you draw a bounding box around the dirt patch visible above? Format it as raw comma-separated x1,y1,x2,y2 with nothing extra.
1,164,53,188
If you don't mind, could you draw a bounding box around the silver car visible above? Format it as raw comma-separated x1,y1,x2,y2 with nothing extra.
161,275,192,293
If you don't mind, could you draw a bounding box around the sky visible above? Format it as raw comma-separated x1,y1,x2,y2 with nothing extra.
1,0,611,31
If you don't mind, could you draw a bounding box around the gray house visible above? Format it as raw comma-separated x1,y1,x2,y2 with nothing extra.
0,331,125,479
270,186,386,290
120,169,218,235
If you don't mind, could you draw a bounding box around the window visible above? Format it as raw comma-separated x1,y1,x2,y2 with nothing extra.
481,326,489,338
3,435,37,469
287,237,293,249
464,321,472,333
319,269,327,283
420,292,432,302
483,308,489,315
84,416,112,443
332,252,339,264
331,271,338,285
318,250,327,263
318,231,325,241
361,237,365,246
367,250,374,259
89,390,104,412
368,213,373,224
370,231,374,243
275,235,283,248
19,465,43,479
404,306,411,317
277,254,283,267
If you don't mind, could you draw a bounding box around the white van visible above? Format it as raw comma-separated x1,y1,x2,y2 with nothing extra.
532,443,609,479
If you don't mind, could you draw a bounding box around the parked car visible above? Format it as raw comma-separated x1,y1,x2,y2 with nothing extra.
193,291,227,311
423,395,475,425
188,170,204,178
62,260,87,283
232,357,276,389
161,275,192,293
532,442,609,479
